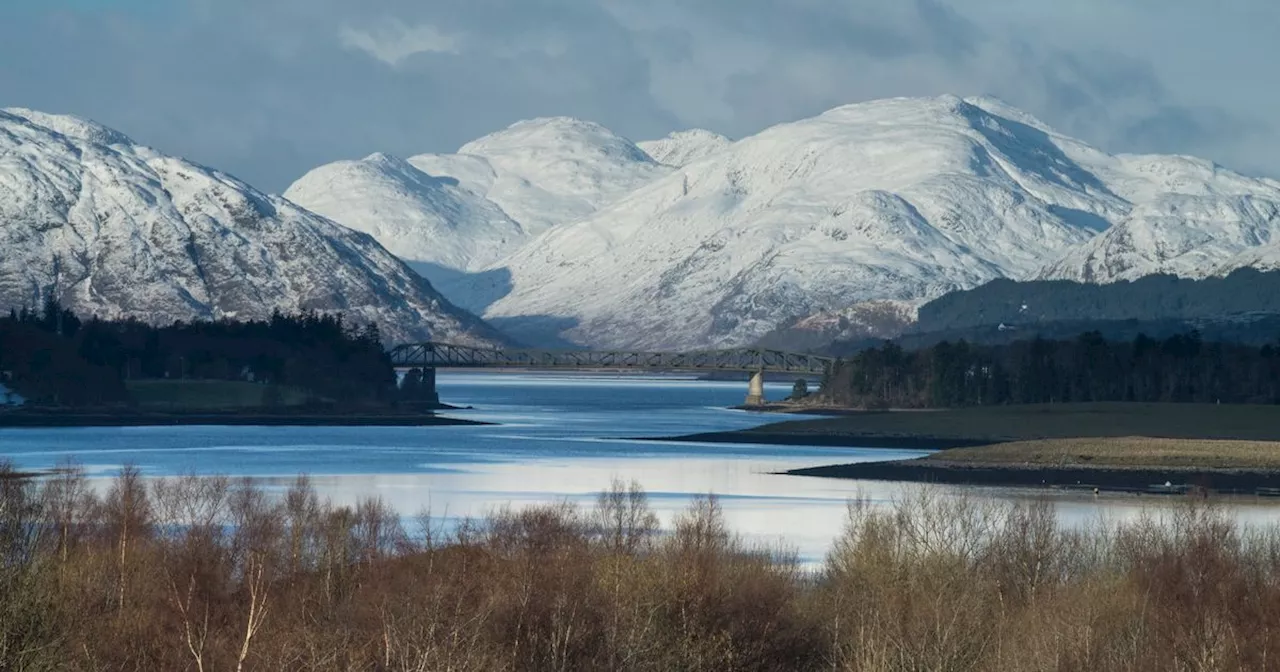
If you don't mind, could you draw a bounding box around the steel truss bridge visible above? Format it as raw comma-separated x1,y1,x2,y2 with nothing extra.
388,342,834,375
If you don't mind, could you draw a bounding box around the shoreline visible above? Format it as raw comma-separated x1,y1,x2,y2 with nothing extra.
680,404,1280,493
731,402,893,416
0,410,490,428
639,431,991,450
785,459,1280,495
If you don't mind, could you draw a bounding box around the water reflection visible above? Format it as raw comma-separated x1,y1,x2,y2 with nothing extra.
3,372,1280,563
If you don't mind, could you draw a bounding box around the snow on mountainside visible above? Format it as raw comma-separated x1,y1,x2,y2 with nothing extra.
286,117,668,295
1215,238,1280,274
278,95,1280,351
0,108,504,346
1036,156,1280,283
465,96,1280,350
439,117,668,232
285,153,524,272
477,95,1141,349
755,300,918,352
638,129,732,168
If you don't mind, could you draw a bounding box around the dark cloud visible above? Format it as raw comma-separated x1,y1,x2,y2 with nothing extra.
0,0,1275,191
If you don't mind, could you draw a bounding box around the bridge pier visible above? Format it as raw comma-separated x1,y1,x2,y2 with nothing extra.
745,370,766,407
400,367,440,406
420,367,439,405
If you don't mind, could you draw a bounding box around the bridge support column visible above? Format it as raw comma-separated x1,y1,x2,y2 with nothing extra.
421,367,439,406
745,370,766,407
401,367,440,406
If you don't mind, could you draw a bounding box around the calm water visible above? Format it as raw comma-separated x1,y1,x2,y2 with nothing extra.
2,372,1279,562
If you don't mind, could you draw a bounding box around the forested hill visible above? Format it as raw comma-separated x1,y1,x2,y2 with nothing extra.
916,268,1280,334
823,332,1280,409
0,301,397,407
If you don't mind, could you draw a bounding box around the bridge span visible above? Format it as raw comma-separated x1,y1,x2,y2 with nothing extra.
387,342,833,406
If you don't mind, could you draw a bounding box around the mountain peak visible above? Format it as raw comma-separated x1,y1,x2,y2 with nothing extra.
285,149,525,275
0,108,503,346
504,116,611,132
639,129,732,168
473,95,1280,349
813,95,1058,138
285,95,1280,350
287,118,670,294
2,107,134,147
459,116,654,166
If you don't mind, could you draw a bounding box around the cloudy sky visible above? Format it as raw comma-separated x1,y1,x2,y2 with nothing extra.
3,1,1277,192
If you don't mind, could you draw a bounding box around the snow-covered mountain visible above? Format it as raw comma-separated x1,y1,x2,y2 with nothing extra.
283,152,524,274
0,108,504,346
470,96,1280,350
470,97,1119,348
638,130,732,168
1036,156,1280,282
287,117,669,289
278,95,1280,351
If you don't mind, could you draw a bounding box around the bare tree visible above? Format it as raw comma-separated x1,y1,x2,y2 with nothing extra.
40,459,94,565
282,475,321,576
103,465,152,617
235,554,270,672
590,478,658,555
169,575,210,672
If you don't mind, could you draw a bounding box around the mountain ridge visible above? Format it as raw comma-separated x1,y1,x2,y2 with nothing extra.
282,96,1280,350
0,107,505,347
286,117,670,297
475,95,1219,349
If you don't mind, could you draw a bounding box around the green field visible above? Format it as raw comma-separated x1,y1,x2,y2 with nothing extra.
748,402,1280,443
125,380,310,410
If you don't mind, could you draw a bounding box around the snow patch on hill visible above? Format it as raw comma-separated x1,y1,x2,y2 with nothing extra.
638,129,732,168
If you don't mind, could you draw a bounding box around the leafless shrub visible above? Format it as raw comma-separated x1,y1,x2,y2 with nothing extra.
590,478,659,555
6,476,1280,671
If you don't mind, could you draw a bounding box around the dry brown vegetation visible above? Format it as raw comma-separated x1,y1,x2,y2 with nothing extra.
5,461,1280,671
931,436,1280,470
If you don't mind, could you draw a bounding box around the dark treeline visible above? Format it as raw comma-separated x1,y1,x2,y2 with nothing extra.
823,330,1280,408
0,300,395,406
4,464,1280,671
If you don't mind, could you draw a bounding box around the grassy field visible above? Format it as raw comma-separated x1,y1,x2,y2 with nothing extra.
749,402,1280,443
929,436,1280,470
125,380,310,410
